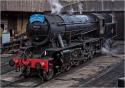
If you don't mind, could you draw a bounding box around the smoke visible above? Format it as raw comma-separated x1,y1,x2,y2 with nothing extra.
68,8,75,15
101,39,119,57
77,0,83,14
49,0,63,15
101,39,112,55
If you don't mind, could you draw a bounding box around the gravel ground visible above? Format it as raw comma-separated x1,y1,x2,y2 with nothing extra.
79,59,124,87
0,55,14,74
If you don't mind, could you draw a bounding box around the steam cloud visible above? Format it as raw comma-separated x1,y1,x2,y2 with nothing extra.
77,0,83,14
101,39,113,55
68,8,75,15
49,0,63,14
101,39,119,57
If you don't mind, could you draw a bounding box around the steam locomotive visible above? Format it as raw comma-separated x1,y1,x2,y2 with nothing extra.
9,13,117,80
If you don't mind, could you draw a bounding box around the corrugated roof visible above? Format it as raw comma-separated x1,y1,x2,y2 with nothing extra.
1,0,51,12
1,0,124,12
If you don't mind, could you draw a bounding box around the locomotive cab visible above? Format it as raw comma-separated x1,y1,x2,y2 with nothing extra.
92,13,117,39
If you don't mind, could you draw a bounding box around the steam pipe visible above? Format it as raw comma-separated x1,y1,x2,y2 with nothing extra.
58,34,64,48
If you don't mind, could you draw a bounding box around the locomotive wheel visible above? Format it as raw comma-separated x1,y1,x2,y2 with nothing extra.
71,49,81,66
65,63,72,72
83,45,94,61
21,65,31,78
90,50,94,59
88,46,94,59
74,60,80,66
83,57,88,62
35,63,44,80
43,63,54,81
9,59,15,66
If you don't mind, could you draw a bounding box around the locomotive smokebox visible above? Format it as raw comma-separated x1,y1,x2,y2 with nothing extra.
26,14,49,45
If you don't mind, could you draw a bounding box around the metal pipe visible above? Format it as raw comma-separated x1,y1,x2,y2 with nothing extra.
58,34,64,48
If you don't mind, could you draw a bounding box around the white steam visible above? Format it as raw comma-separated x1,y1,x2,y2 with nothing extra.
101,39,119,57
77,0,83,14
68,8,75,15
49,0,63,14
101,39,112,55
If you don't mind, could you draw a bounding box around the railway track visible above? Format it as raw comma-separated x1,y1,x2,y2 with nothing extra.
1,53,124,87
1,64,14,75
0,55,14,74
79,59,124,87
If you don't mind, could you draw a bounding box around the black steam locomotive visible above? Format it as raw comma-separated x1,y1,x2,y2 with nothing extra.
9,13,117,80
